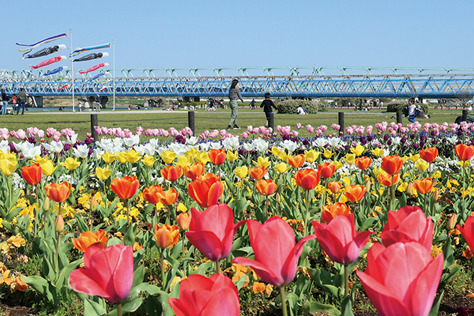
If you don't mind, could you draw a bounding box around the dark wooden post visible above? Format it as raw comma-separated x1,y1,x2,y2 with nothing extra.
396,110,403,124
91,114,98,140
338,112,344,134
268,112,275,130
462,109,468,122
188,111,195,135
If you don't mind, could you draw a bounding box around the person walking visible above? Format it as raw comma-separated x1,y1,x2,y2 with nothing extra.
1,90,9,115
260,93,277,126
408,98,417,123
227,79,243,129
16,88,27,115
11,94,17,113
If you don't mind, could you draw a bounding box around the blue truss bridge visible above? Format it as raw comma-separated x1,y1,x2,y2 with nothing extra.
0,66,473,98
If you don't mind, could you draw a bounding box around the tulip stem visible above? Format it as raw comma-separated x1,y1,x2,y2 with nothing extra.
461,166,466,218
117,302,122,316
344,264,350,299
279,286,288,316
161,249,165,287
265,196,269,217
126,199,130,227
390,175,395,210
424,193,428,217
303,190,310,237
55,230,60,275
216,260,221,274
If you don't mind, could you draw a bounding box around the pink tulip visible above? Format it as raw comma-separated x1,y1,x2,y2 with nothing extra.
232,217,315,286
357,242,444,316
457,216,474,250
69,244,134,303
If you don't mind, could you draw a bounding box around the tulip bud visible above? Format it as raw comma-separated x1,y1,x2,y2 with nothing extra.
365,180,371,193
406,182,413,195
91,196,98,212
177,213,191,231
447,213,457,230
55,214,64,232
433,188,439,201
43,197,50,211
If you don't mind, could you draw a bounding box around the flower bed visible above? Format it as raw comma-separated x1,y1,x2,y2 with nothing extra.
0,121,474,315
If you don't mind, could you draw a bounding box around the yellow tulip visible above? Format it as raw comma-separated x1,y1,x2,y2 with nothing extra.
350,145,365,157
194,152,210,164
227,151,238,162
323,149,334,159
34,155,50,165
415,160,429,171
116,152,128,164
332,160,343,170
102,152,116,164
40,160,57,176
125,150,141,164
142,155,156,167
0,159,17,176
397,182,408,192
185,148,199,161
160,150,177,164
278,151,289,162
401,156,409,163
176,155,190,167
304,150,321,163
63,157,81,170
96,166,113,181
371,148,384,157
344,153,356,165
341,176,351,186
234,166,248,179
408,153,420,162
255,156,270,168
2,151,17,164
274,162,290,174
270,146,282,157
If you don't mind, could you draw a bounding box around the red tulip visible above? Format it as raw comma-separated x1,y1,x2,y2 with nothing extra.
255,179,278,196
288,154,305,168
21,163,42,186
457,216,474,250
45,181,71,203
232,217,315,286
327,181,342,194
208,149,227,166
357,242,444,316
377,172,400,187
143,184,164,205
168,273,240,316
381,206,433,251
154,224,179,249
158,188,179,206
188,173,224,208
355,156,372,170
419,147,438,163
343,184,366,202
294,168,320,190
318,162,335,179
72,229,107,252
161,165,183,182
69,244,134,303
110,176,139,200
184,162,205,180
312,213,371,264
248,166,268,180
381,155,403,175
177,212,191,231
455,144,474,161
321,202,351,224
186,203,243,261
413,178,434,195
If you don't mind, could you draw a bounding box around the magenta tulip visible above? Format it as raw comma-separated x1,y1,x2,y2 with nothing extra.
186,203,244,262
357,242,444,316
381,205,433,251
312,213,371,264
168,273,240,316
231,217,315,286
457,215,474,250
69,244,133,303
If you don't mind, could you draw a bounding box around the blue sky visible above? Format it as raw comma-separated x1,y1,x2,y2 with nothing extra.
2,0,473,73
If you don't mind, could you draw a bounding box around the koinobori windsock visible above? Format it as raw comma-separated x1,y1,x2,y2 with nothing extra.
90,72,106,81
23,44,66,59
43,66,67,76
17,33,67,54
79,63,109,74
31,56,66,69
73,52,109,62
70,43,111,57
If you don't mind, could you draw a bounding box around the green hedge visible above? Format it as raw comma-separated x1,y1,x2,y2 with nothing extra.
386,102,429,115
276,100,321,114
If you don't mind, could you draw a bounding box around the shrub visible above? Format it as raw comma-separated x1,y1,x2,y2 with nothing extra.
386,102,429,115
276,100,319,114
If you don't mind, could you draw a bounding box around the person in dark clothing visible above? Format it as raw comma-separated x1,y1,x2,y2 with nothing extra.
16,88,27,115
228,79,244,129
1,90,10,115
260,92,277,126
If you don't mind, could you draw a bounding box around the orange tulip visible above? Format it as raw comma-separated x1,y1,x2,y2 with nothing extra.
72,229,107,252
208,149,227,166
143,185,164,204
45,181,71,203
413,178,434,195
344,184,366,202
288,154,305,168
455,144,474,161
159,188,179,205
318,162,335,179
377,172,400,187
328,181,342,194
249,166,268,180
419,147,438,163
161,165,183,182
154,224,179,249
294,168,320,190
177,212,192,230
321,202,351,223
184,162,205,180
21,163,42,186
355,156,372,170
255,179,278,196
188,173,224,208
381,155,404,175
110,176,139,200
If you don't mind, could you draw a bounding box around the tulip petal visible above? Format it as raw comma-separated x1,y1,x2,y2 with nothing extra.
231,257,282,286
344,231,371,264
69,269,112,301
112,246,134,302
281,234,316,284
246,220,262,247
202,287,240,316
186,231,225,261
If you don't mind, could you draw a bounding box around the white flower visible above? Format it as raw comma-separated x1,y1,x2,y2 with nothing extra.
209,142,223,150
186,136,198,146
222,137,240,151
252,138,268,152
280,140,298,153
64,134,78,145
313,138,328,148
17,142,41,159
73,144,90,159
123,135,140,147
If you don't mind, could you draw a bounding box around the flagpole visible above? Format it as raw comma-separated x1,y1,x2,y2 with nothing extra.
70,29,75,112
113,39,116,111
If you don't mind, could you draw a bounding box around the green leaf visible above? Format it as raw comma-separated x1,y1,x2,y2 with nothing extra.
124,223,137,246
130,283,162,298
75,215,90,233
234,275,248,291
55,258,82,288
22,275,54,302
108,297,143,315
131,265,145,290
84,298,106,316
340,296,354,316
107,237,123,246
303,301,339,315
428,291,444,316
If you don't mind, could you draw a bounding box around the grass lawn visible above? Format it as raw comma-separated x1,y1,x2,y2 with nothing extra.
0,107,464,139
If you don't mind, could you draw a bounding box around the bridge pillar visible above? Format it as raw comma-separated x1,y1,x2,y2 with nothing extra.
268,112,275,130
338,112,344,135
396,110,403,124
462,109,468,122
188,111,195,135
91,114,98,141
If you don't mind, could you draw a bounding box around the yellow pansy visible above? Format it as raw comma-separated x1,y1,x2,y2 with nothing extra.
255,156,270,168
102,152,116,164
160,150,177,164
323,149,334,159
63,157,80,170
432,171,441,179
371,148,384,157
141,155,156,167
402,172,411,178
234,166,248,179
274,162,290,174
227,151,238,162
125,150,141,164
458,161,471,168
96,166,113,181
116,152,128,164
397,182,408,192
350,145,365,157
0,159,17,176
195,152,210,164
408,154,420,162
177,203,187,213
176,155,190,168
415,160,429,171
304,150,321,163
332,160,343,170
40,160,57,176
344,153,356,165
